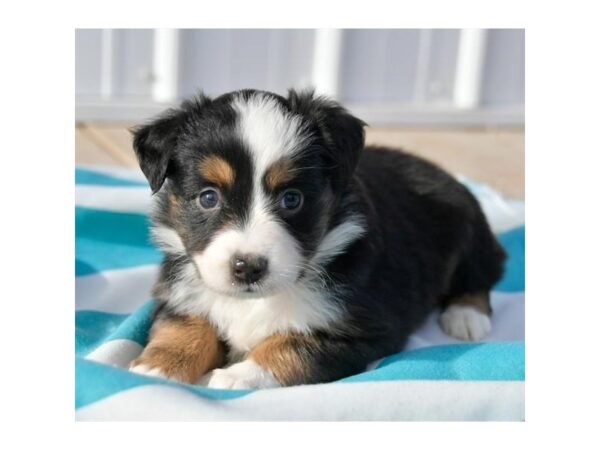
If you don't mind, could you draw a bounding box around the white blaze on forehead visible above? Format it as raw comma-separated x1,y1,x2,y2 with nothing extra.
232,93,310,173
232,92,311,224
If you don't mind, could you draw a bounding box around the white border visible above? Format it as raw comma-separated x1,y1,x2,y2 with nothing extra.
152,29,180,102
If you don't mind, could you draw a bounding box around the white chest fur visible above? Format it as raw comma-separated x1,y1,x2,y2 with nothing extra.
167,262,343,359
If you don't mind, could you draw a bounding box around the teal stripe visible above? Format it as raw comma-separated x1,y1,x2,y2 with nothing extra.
76,342,524,409
75,207,162,276
76,301,156,356
76,358,251,409
74,169,525,290
494,226,525,292
76,168,148,188
75,205,524,291
343,342,524,382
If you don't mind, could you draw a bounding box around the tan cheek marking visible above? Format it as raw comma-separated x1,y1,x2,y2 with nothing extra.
131,315,225,383
166,192,190,245
265,158,295,191
445,292,492,315
168,194,182,222
250,333,318,386
169,193,180,210
198,155,235,187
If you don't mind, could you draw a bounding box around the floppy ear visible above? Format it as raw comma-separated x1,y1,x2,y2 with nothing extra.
131,108,186,194
287,89,366,190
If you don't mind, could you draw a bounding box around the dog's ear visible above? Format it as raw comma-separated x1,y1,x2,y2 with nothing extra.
131,108,186,194
287,89,366,190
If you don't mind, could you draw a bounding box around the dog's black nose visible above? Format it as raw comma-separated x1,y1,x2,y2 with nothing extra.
232,254,269,284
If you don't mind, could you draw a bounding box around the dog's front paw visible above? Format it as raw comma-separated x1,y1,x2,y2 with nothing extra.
129,352,191,383
130,362,174,380
439,305,491,341
203,360,280,390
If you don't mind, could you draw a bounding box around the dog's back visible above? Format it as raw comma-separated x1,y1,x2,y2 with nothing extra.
345,146,506,343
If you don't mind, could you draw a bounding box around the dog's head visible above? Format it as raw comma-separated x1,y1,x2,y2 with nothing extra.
133,89,365,297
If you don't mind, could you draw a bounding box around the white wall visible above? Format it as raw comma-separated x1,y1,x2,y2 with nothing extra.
75,29,524,126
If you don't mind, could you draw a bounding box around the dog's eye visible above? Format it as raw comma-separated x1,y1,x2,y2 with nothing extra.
198,188,220,209
280,189,303,212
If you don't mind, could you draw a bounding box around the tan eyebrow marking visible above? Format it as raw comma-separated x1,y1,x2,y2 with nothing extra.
265,158,295,190
198,155,235,187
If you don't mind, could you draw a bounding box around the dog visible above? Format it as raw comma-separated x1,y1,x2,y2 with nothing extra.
129,89,506,389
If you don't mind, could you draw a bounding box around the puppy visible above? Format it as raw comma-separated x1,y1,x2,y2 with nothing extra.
129,89,506,388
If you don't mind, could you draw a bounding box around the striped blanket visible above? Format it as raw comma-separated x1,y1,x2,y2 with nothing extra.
75,166,525,421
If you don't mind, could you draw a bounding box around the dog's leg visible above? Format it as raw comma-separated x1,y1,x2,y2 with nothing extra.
439,292,492,341
203,332,383,389
130,314,225,383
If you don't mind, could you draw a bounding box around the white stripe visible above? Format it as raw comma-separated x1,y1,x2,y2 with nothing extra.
406,291,525,351
453,29,488,109
481,197,525,234
76,264,159,313
152,29,180,103
311,29,343,98
76,185,152,214
79,291,523,382
85,339,143,368
76,380,524,421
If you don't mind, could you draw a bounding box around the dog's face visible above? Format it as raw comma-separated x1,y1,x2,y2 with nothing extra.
133,90,365,297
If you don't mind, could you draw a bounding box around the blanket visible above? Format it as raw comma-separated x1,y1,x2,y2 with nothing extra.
75,166,525,421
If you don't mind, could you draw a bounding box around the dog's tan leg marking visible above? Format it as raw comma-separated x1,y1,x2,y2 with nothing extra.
440,292,492,341
202,333,315,389
130,315,225,383
249,333,318,386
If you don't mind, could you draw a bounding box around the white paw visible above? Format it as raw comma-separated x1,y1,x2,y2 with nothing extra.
439,305,492,341
202,360,280,390
129,363,179,382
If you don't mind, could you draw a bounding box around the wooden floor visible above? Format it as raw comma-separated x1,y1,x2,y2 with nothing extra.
76,123,524,199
